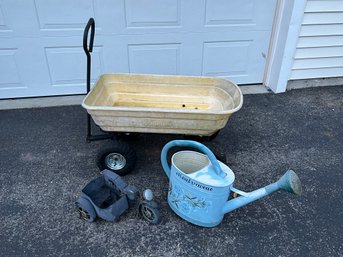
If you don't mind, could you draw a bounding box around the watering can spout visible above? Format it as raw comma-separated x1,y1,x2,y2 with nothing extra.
276,169,302,195
222,170,302,214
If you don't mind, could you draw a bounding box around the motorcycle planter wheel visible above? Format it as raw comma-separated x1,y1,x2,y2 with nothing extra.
139,202,161,225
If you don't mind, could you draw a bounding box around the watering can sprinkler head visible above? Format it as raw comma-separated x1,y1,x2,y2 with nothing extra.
277,169,302,196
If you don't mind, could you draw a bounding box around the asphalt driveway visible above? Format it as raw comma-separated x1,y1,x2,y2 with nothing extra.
0,86,342,257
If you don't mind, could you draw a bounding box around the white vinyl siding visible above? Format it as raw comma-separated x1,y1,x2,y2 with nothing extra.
290,0,343,80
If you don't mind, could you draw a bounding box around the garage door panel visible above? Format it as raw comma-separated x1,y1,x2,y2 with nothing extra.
109,34,204,76
44,46,103,88
34,0,95,30
101,0,186,35
200,31,270,83
204,0,276,30
205,0,254,26
0,49,23,88
33,0,102,37
101,34,183,75
0,0,40,38
128,43,181,75
0,38,49,98
202,40,252,78
39,36,106,94
125,0,180,28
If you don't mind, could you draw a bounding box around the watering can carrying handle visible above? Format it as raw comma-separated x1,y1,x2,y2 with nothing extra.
161,140,226,178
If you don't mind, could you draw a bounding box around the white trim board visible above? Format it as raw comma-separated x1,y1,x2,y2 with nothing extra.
263,0,307,93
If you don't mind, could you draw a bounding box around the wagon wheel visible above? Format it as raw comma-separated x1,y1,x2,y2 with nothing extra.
76,197,96,222
139,203,161,225
98,140,137,175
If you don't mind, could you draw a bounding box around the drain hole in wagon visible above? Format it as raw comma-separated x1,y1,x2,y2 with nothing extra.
182,104,199,110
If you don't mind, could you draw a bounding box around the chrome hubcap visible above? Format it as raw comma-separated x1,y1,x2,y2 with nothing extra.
105,153,126,170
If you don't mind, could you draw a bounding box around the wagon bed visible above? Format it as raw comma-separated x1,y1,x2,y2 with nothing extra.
82,73,243,136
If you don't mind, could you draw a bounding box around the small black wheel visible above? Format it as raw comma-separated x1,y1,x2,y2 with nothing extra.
76,197,96,222
98,140,137,176
139,203,161,225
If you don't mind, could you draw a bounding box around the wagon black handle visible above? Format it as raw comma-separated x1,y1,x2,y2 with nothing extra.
84,18,95,95
83,18,95,56
84,18,95,142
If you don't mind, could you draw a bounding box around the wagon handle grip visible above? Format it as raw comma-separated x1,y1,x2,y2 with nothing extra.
83,18,95,57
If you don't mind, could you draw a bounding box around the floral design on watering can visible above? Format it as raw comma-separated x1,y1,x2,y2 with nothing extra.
169,183,211,214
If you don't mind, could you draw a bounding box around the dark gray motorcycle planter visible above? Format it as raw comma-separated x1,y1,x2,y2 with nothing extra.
76,170,161,224
76,170,138,222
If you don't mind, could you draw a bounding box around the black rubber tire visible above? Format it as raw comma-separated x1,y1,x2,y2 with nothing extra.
139,203,161,225
97,140,137,176
76,197,96,222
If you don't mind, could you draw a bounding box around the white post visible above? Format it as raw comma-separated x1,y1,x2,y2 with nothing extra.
263,0,307,93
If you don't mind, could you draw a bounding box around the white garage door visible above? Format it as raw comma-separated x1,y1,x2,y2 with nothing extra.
0,0,276,99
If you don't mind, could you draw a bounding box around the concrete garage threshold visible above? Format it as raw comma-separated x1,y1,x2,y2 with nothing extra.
0,85,342,257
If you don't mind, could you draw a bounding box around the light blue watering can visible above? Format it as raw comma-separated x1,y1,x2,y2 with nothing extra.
161,140,302,227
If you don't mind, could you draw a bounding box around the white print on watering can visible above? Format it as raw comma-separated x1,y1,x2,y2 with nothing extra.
175,171,214,191
168,183,212,214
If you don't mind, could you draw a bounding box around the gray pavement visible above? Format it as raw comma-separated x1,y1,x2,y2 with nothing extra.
0,86,342,257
